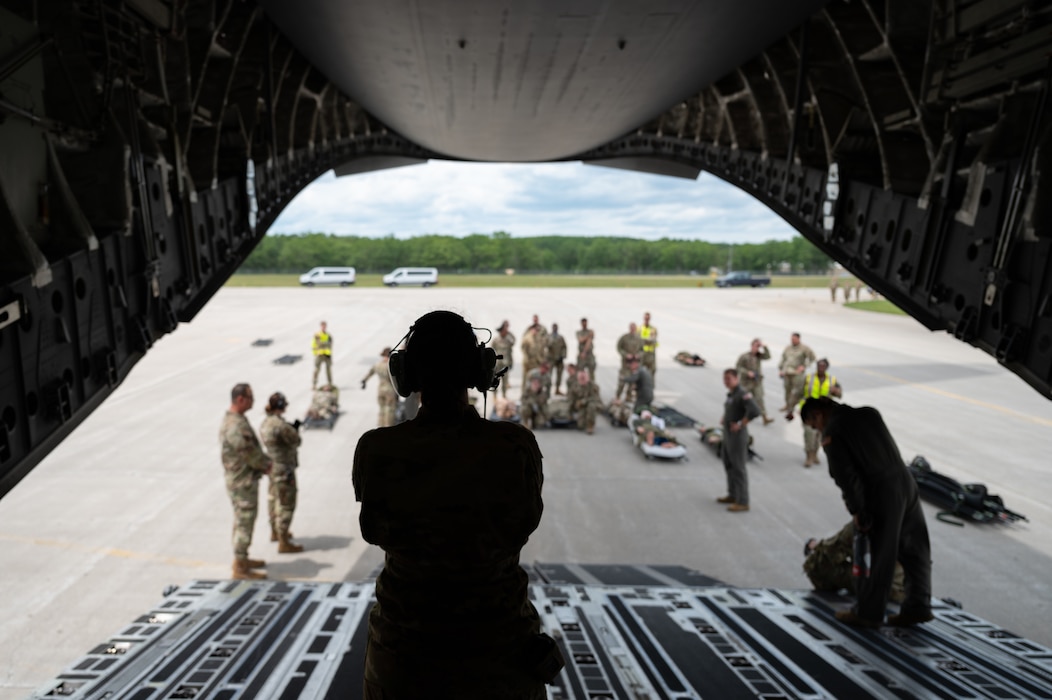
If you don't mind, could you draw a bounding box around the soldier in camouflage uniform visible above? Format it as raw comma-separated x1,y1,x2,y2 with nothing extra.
519,374,549,430
219,383,272,579
526,361,553,399
575,317,596,375
804,521,906,603
547,323,567,395
261,393,304,554
353,310,556,699
361,347,399,427
489,320,515,398
519,320,548,397
569,367,602,435
778,332,816,411
615,322,644,399
736,338,775,424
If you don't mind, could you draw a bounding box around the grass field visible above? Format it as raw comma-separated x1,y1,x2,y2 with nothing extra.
226,273,836,288
844,299,906,315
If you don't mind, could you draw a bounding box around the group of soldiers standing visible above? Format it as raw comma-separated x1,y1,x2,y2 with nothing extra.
219,383,305,580
491,312,660,435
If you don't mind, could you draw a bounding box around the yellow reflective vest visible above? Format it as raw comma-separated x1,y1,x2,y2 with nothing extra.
640,325,657,353
312,332,332,356
799,373,836,407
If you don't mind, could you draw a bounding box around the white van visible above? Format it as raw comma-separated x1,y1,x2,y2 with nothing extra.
299,267,356,286
382,267,439,287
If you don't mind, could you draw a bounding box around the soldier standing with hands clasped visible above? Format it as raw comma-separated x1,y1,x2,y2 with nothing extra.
220,383,272,579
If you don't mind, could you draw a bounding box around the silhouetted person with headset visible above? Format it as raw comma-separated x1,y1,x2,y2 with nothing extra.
352,310,563,699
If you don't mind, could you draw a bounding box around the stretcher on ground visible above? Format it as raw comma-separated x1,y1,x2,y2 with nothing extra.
629,413,688,461
303,386,340,430
546,396,578,429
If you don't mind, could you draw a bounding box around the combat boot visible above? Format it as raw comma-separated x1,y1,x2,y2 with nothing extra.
804,451,816,467
244,558,266,569
278,535,304,554
232,559,266,580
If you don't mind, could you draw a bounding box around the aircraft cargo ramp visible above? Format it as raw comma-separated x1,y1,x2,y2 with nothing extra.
30,564,1052,700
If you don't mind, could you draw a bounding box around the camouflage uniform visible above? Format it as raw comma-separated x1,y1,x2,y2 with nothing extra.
804,521,906,602
615,331,644,399
490,330,515,397
779,342,816,410
519,378,549,430
606,398,632,426
519,327,547,395
308,385,340,420
261,414,301,541
570,379,602,432
575,328,596,375
525,366,552,399
363,359,399,427
546,331,567,393
352,405,546,699
631,414,675,445
735,345,771,417
219,411,271,559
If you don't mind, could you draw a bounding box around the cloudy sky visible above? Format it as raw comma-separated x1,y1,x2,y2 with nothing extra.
267,160,798,243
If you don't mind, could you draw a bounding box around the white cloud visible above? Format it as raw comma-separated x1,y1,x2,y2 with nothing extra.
268,161,799,242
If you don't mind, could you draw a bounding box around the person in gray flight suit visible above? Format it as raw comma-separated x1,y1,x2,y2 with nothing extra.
717,369,761,513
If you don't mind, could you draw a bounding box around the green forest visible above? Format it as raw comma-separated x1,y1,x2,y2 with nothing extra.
243,231,832,274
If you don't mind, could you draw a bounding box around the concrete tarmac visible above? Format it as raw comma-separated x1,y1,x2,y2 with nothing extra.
2,286,1051,698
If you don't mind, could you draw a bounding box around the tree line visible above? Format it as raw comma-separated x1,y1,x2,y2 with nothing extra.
243,231,833,274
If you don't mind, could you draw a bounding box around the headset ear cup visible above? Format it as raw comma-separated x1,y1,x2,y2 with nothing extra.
388,349,414,398
477,345,497,392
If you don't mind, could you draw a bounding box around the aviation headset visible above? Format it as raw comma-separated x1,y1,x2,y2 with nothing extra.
267,392,288,411
387,312,502,398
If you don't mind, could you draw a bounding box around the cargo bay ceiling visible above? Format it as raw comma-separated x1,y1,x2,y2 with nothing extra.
0,0,1050,499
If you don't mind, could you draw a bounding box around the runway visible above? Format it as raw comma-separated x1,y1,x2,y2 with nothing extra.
2,286,1051,698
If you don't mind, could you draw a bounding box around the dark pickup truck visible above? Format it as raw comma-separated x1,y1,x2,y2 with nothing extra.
714,271,772,287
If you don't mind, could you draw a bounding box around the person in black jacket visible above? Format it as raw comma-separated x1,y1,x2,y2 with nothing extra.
353,310,561,698
801,397,933,629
